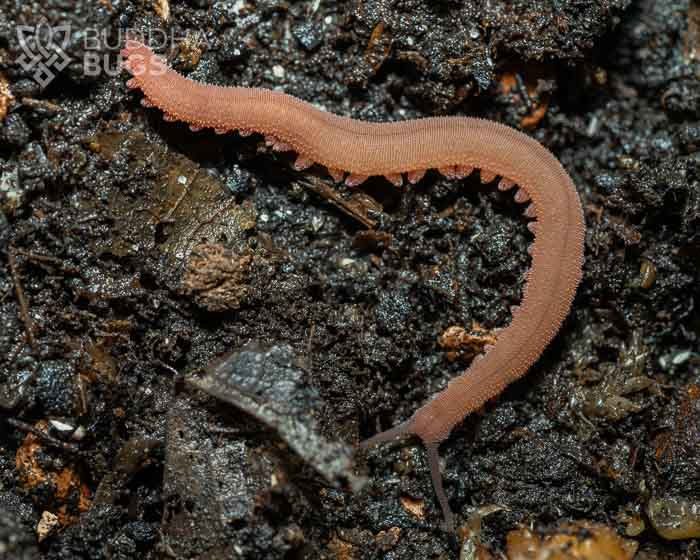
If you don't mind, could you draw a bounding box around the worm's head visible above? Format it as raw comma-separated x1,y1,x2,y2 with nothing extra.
120,38,167,78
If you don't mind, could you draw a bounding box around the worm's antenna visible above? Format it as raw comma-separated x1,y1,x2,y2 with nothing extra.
359,421,412,449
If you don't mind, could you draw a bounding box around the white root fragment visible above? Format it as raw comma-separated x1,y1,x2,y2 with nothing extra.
407,169,426,184
384,173,403,187
480,169,497,183
215,128,228,134
126,78,138,89
140,98,153,107
524,204,537,218
293,155,314,171
327,167,345,182
498,178,516,191
163,113,176,122
514,188,530,203
189,125,203,132
345,173,369,187
239,129,253,137
527,222,538,234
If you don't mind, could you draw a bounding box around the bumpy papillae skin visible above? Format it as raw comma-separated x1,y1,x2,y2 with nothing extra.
121,40,585,531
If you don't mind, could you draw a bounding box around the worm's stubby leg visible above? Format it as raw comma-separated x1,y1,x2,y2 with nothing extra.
360,424,455,532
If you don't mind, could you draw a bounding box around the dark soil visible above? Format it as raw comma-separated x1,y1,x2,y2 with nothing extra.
0,0,698,558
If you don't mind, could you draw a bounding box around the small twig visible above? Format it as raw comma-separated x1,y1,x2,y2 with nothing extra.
8,248,36,352
16,250,79,276
76,213,100,224
93,330,130,342
20,97,61,114
154,361,179,377
297,177,378,229
18,251,63,266
4,417,81,453
305,322,315,371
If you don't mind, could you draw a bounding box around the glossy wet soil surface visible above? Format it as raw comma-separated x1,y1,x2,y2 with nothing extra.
0,0,698,558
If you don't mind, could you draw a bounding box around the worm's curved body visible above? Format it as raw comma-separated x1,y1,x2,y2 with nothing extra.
121,40,585,531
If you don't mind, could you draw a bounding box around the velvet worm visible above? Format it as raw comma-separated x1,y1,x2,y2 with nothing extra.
121,39,585,532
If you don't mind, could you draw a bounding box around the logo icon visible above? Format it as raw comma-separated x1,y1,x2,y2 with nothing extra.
16,23,72,88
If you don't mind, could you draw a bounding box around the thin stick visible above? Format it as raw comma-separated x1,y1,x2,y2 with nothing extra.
297,177,378,229
8,248,36,351
4,417,80,453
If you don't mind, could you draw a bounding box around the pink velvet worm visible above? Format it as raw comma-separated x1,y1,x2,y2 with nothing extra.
121,39,585,531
